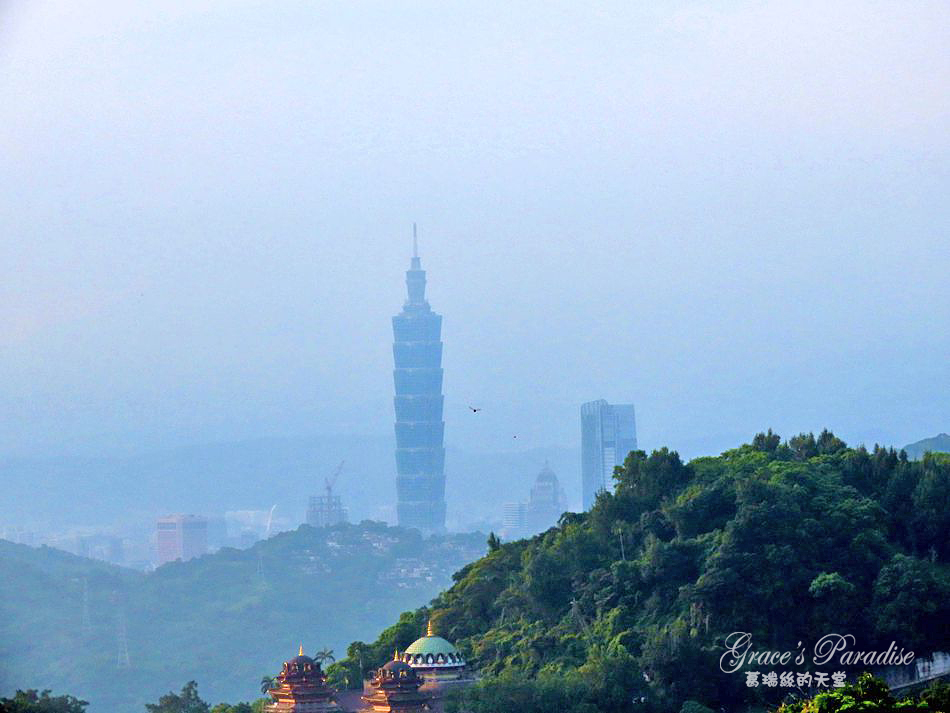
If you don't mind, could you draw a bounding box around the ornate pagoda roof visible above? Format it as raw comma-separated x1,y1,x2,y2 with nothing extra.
267,645,340,712
361,652,432,712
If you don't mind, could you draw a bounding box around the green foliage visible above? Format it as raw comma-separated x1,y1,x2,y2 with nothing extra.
144,685,266,713
680,701,715,713
0,689,88,713
752,429,782,453
144,681,209,713
911,456,950,560
208,702,266,713
325,608,430,689
209,704,253,713
788,433,819,461
313,648,335,665
872,554,949,651
444,664,644,713
774,673,950,713
919,682,950,712
333,431,950,713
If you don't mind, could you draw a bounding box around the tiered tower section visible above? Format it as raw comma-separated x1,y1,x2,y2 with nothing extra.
360,658,431,712
265,647,341,712
392,233,446,533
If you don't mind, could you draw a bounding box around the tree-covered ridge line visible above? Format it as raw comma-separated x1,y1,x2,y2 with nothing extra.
0,522,486,713
326,431,950,713
0,681,269,713
0,689,89,713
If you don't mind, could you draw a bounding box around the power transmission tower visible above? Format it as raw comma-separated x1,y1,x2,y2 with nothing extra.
116,607,131,669
81,577,91,635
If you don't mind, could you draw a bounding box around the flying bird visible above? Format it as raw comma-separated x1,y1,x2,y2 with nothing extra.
468,405,482,413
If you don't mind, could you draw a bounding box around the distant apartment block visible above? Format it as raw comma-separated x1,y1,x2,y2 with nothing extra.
502,502,527,536
581,399,637,509
156,514,208,566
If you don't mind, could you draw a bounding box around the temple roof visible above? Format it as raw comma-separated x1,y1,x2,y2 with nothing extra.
275,645,327,687
382,659,416,675
404,620,462,658
405,635,458,656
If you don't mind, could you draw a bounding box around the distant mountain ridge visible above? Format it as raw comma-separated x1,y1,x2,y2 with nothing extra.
903,433,950,460
0,522,486,713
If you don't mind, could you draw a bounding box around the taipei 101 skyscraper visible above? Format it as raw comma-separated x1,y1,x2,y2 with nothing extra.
392,225,446,533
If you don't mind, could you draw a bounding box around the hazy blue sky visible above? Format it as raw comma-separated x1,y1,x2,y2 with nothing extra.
1,1,947,460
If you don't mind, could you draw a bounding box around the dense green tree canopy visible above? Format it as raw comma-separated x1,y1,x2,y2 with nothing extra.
143,683,267,713
329,432,950,713
208,704,258,713
775,673,950,713
0,689,88,713
144,682,209,713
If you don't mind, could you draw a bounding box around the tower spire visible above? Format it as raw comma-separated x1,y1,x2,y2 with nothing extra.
405,224,426,303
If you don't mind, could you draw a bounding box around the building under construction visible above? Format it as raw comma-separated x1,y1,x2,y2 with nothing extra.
306,461,348,528
306,493,348,528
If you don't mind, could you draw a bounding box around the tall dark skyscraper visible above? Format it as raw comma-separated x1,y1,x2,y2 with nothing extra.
392,228,446,533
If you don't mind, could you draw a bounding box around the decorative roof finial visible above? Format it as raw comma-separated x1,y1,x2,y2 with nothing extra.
394,648,399,661
412,222,418,258
427,619,435,637
299,644,304,656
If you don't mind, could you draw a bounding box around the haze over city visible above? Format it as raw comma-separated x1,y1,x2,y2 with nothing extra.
2,4,950,713
0,2,947,531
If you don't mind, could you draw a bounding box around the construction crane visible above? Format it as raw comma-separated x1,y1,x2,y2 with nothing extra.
306,460,348,528
325,461,345,499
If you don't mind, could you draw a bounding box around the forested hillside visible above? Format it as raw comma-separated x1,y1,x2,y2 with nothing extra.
327,432,950,713
0,523,484,713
